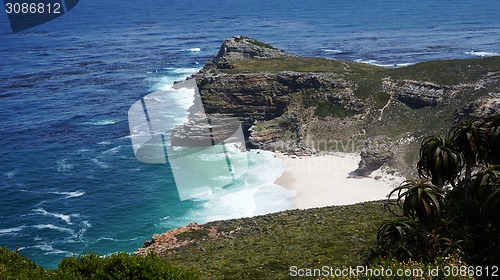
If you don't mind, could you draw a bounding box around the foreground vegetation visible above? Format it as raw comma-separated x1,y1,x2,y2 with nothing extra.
0,247,198,280
157,202,394,279
369,114,500,270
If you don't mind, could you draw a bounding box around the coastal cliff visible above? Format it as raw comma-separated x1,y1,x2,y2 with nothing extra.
192,36,500,175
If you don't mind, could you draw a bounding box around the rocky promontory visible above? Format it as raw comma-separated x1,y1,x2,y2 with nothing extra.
191,36,499,175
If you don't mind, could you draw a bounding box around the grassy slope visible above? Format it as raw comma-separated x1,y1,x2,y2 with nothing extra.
160,201,396,280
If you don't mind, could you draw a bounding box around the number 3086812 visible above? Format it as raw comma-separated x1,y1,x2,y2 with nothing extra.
5,2,61,14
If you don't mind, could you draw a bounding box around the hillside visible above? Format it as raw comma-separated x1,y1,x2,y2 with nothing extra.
137,201,394,280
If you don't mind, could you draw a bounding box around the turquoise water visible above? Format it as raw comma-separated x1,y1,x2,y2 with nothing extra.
0,0,499,268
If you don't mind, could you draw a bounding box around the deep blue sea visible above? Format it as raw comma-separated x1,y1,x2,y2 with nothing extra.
0,0,499,269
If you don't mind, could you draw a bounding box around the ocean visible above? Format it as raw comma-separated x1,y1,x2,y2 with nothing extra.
0,0,499,268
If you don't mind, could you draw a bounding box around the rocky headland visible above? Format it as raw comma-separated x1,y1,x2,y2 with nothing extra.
189,35,500,176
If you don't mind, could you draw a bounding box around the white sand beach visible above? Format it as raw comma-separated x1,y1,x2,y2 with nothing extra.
274,153,405,209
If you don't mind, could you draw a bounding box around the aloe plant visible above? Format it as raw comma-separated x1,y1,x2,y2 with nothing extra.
417,136,463,188
390,180,445,225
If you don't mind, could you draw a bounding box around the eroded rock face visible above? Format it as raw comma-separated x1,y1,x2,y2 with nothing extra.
197,72,363,128
394,80,451,109
457,94,500,120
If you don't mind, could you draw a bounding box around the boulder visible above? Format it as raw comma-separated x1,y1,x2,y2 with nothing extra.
351,136,394,177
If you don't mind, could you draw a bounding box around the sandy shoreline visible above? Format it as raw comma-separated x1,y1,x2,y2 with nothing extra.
274,153,404,209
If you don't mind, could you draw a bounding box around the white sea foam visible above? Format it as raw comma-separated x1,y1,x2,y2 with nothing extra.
96,236,139,243
0,226,26,235
96,237,116,242
51,191,85,199
354,59,415,68
92,158,110,169
84,119,118,126
82,220,92,228
149,68,201,91
34,224,75,234
172,149,295,223
30,244,70,255
57,158,74,172
183,47,201,52
171,67,200,74
465,51,499,57
33,208,75,224
142,69,295,225
103,146,122,154
69,220,91,243
323,49,343,53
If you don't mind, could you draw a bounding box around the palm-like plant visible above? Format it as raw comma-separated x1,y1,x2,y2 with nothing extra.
468,165,500,228
370,115,500,266
484,114,500,164
483,186,500,228
450,120,489,178
489,126,500,164
390,180,445,225
376,219,416,261
417,136,463,188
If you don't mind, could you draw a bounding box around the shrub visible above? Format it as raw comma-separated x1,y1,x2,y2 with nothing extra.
0,247,198,280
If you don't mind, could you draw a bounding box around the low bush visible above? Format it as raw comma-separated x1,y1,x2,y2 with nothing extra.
0,247,198,280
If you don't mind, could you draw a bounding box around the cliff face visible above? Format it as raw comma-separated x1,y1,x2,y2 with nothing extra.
193,36,500,174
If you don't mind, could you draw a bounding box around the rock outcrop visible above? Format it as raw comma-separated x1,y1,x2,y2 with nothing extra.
213,35,296,69
197,72,364,130
351,136,394,177
457,94,500,121
392,80,452,109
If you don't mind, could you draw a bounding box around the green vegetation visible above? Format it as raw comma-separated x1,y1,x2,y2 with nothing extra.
308,99,356,118
369,114,500,267
157,202,395,280
234,36,278,50
222,55,500,86
327,253,472,280
0,246,50,279
0,247,198,280
390,56,500,84
222,57,382,74
221,56,499,145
